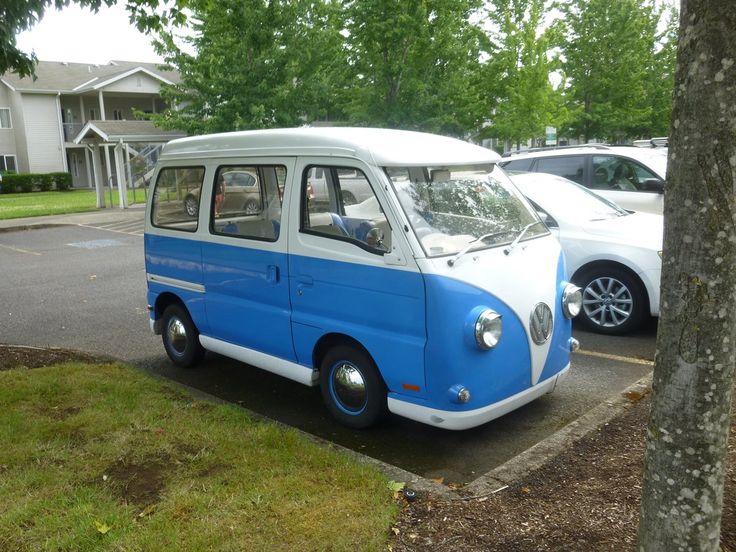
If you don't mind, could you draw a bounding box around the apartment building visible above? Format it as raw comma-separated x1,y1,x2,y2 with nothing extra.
0,60,184,194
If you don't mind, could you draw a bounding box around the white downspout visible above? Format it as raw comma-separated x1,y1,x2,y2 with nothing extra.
55,93,69,172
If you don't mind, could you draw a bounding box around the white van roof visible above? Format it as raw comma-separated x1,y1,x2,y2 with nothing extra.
159,127,500,166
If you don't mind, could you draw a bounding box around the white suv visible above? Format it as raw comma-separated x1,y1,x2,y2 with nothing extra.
499,145,667,214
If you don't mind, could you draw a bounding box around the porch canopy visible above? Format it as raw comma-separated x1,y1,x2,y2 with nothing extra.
73,120,186,208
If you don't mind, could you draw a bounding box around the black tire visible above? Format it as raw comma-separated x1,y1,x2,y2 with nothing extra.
319,345,387,429
244,199,260,214
161,304,205,367
573,266,648,335
184,195,199,217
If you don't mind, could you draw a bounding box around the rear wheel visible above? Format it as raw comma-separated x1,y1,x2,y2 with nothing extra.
320,345,387,429
184,195,199,217
161,304,205,367
244,198,260,214
574,266,647,335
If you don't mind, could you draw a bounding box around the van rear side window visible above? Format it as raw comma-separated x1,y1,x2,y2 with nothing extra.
210,165,286,242
151,167,205,231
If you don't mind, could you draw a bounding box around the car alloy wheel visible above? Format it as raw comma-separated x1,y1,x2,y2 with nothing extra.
582,276,633,329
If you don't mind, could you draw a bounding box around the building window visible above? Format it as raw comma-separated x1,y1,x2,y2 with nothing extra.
0,108,11,129
0,155,17,172
89,108,98,120
113,109,123,120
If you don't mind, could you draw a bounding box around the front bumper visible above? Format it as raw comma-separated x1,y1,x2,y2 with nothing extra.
387,363,570,431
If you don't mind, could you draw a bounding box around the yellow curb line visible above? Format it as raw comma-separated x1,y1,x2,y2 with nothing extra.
575,349,654,366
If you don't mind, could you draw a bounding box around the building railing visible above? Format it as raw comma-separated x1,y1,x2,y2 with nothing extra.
62,123,84,142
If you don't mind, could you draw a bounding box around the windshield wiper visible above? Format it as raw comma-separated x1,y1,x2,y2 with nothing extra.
447,230,516,267
503,221,545,256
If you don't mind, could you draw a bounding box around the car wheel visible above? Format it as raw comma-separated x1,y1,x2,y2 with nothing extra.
184,195,199,217
161,304,205,368
342,191,357,205
320,345,387,429
244,199,260,214
574,266,647,335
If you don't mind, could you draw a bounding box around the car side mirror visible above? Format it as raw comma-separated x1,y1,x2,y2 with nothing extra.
641,179,664,194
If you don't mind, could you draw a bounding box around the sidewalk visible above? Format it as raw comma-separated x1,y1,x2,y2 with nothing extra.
0,203,146,232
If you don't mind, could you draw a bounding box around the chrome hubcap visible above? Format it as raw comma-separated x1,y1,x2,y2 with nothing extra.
167,317,188,355
582,277,633,328
331,362,366,412
185,199,197,216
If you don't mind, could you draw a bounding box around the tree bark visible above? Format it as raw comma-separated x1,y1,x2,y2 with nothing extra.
638,1,736,550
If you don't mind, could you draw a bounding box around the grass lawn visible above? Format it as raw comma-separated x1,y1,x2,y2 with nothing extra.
0,362,397,551
0,189,147,220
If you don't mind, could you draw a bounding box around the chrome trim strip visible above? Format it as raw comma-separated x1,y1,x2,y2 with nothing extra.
147,273,205,293
199,335,318,387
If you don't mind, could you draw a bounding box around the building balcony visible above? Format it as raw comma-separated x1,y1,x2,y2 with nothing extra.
63,122,84,142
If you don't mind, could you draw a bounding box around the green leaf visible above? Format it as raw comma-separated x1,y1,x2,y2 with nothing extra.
94,520,112,534
388,481,405,492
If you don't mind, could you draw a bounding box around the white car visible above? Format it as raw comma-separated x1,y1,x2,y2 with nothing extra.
511,172,662,335
500,145,667,214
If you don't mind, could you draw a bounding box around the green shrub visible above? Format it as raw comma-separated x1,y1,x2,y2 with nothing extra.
11,174,34,193
51,172,73,191
0,178,15,193
0,172,73,193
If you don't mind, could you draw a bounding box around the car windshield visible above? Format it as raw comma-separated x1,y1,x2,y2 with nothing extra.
513,174,629,223
386,165,547,258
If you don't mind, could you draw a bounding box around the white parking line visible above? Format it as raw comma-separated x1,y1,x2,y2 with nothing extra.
77,222,144,236
0,243,42,256
574,349,654,366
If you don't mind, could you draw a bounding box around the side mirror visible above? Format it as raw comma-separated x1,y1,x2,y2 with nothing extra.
641,179,665,194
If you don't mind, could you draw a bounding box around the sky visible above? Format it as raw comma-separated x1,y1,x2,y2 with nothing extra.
16,4,163,65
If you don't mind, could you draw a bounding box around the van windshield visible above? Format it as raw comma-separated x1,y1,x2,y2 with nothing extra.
386,165,547,258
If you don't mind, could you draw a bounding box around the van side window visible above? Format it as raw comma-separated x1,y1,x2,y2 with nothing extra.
151,166,205,232
210,165,285,242
301,166,391,254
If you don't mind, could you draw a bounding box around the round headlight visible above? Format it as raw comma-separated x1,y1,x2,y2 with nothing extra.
475,309,502,350
562,284,582,319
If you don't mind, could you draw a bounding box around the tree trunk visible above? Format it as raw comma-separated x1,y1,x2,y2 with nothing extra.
638,1,736,550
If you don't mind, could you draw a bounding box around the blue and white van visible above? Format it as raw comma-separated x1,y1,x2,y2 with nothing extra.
144,128,581,430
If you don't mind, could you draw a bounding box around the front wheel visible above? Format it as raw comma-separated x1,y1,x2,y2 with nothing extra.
320,345,387,429
574,266,647,335
161,304,205,367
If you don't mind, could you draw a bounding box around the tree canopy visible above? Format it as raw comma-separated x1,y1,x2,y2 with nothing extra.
150,0,348,134
557,0,672,142
482,0,565,146
2,0,679,143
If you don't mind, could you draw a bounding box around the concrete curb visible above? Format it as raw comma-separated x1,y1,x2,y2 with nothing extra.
0,205,145,233
463,372,653,497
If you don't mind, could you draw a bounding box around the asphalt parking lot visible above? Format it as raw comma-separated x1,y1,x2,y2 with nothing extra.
0,216,655,485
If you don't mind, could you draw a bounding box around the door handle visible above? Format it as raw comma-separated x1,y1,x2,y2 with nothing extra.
267,265,280,284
